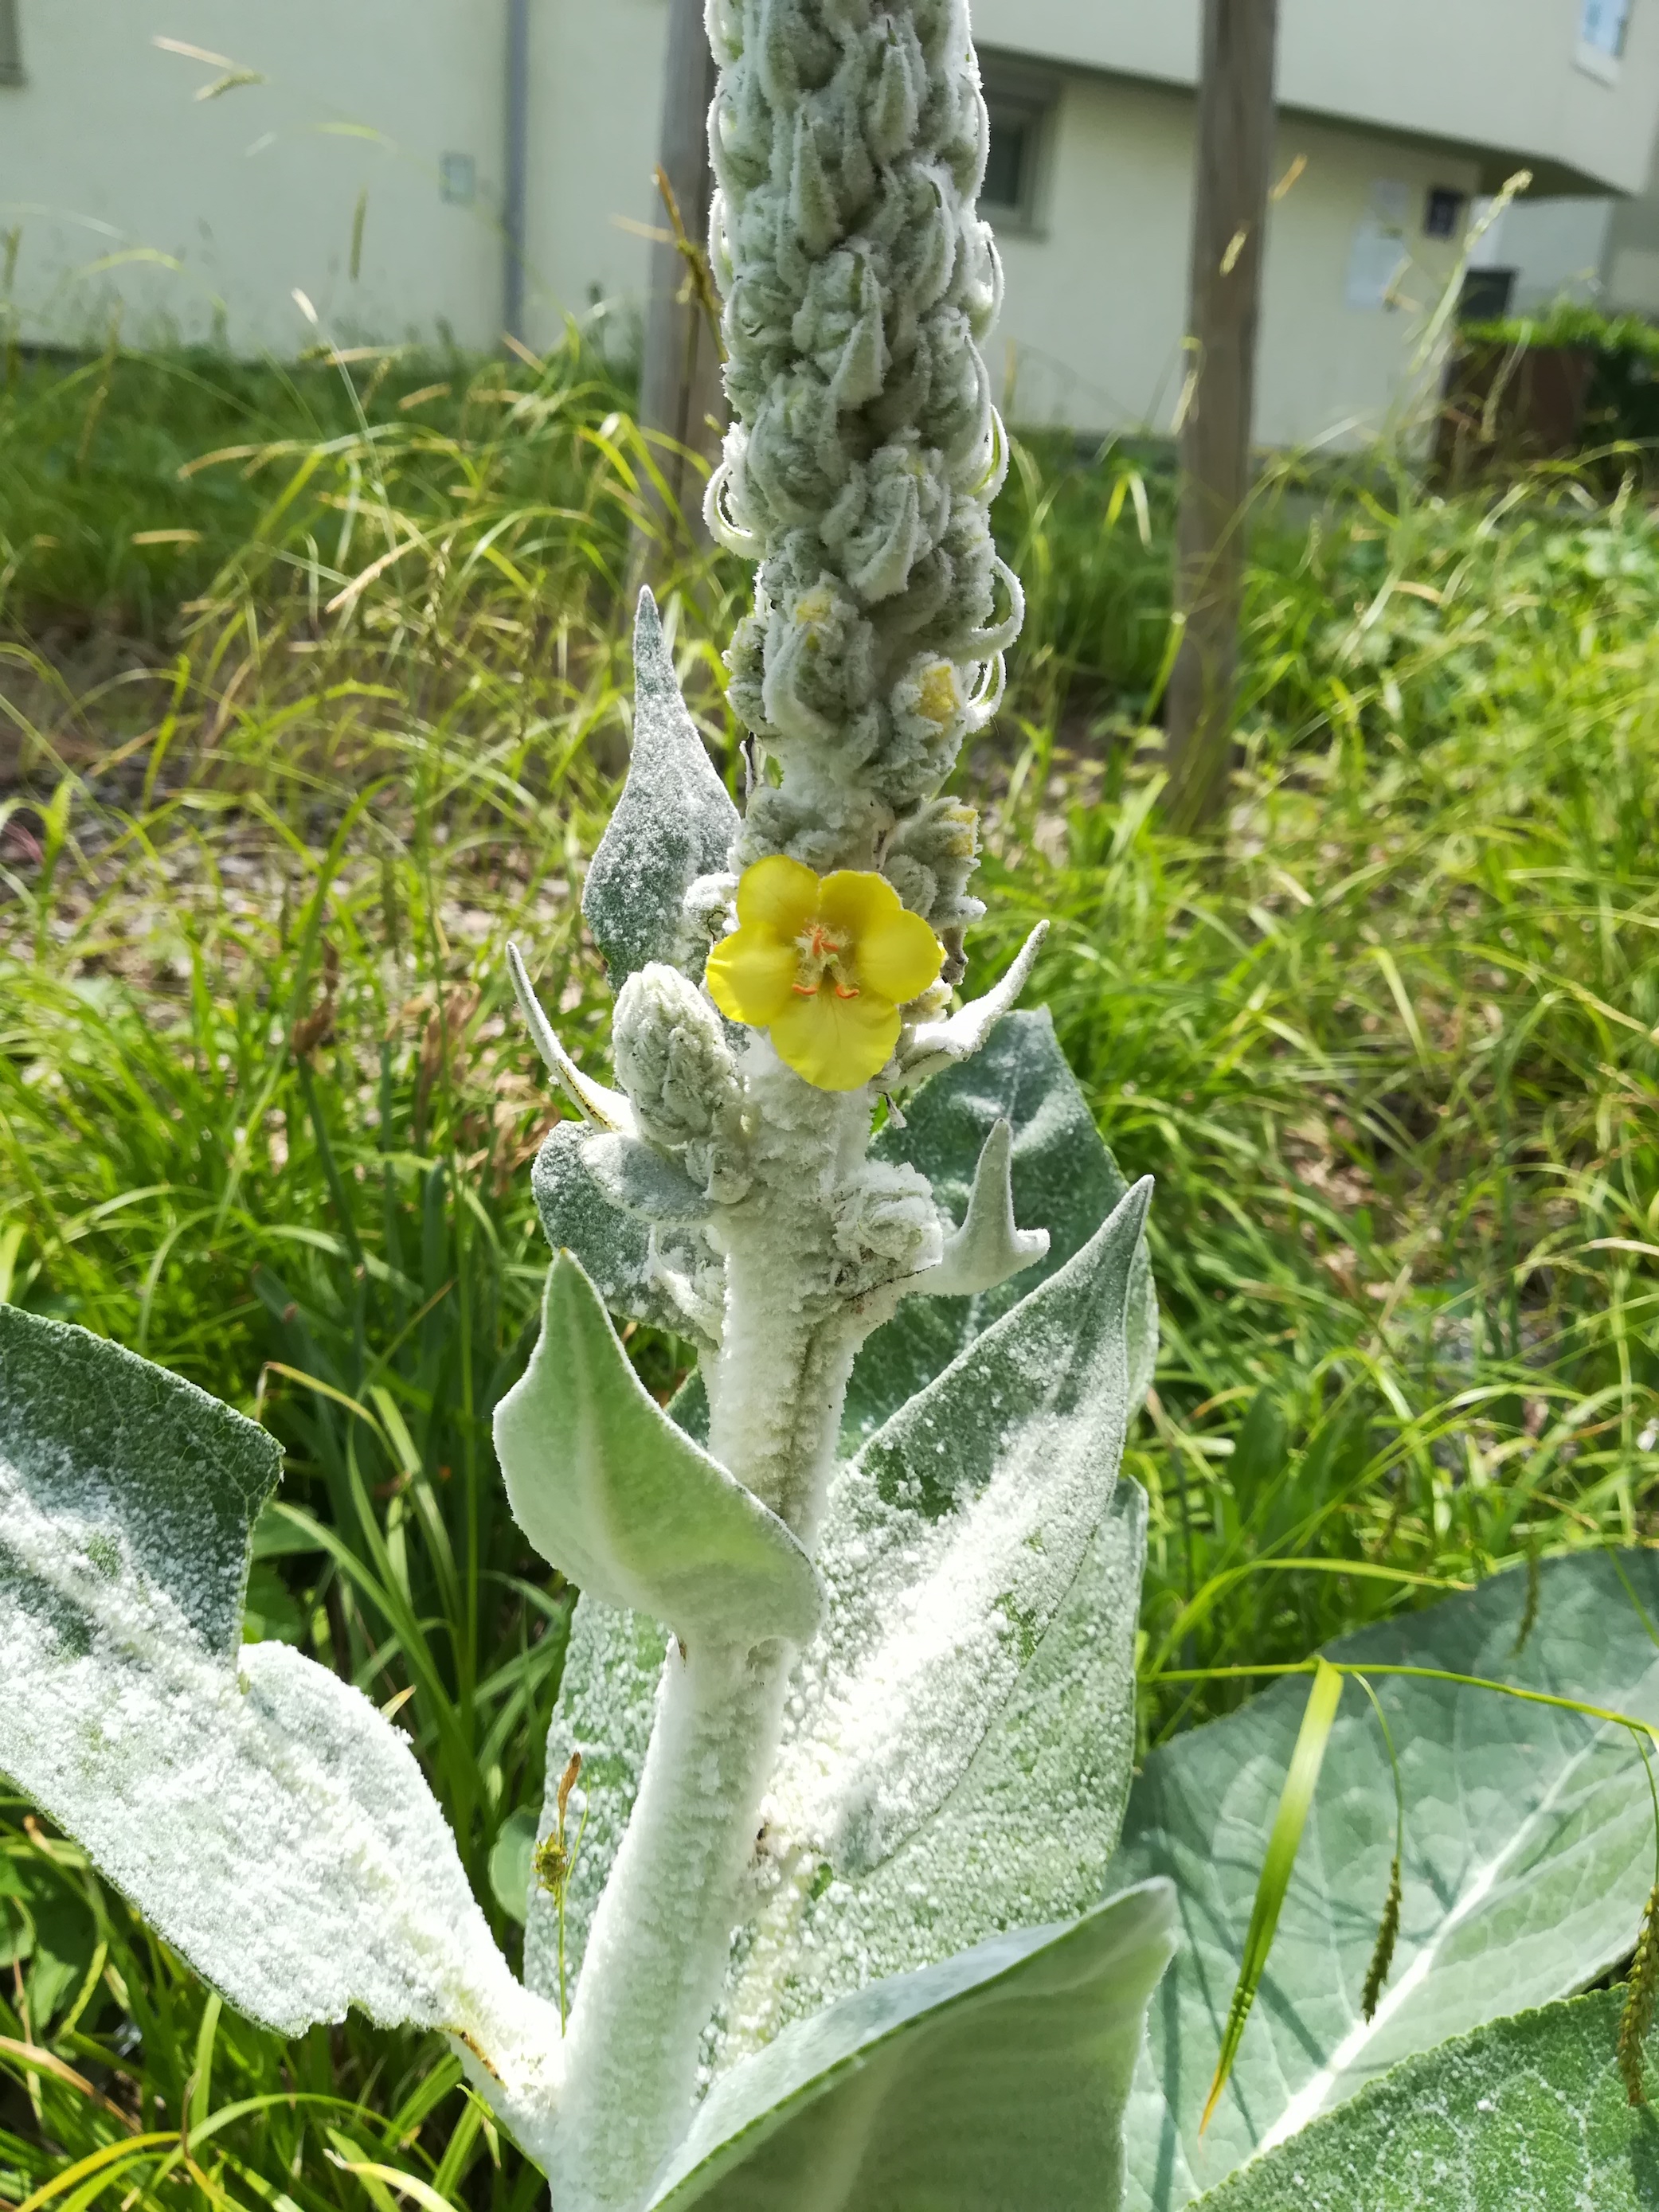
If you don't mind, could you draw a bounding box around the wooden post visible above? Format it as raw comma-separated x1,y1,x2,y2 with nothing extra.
636,0,726,558
1163,0,1279,830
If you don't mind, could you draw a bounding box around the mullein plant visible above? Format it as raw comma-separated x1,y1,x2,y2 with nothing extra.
0,2,1172,2206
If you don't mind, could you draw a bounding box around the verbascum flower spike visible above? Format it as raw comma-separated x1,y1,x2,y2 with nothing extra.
706,855,943,1089
706,0,1023,958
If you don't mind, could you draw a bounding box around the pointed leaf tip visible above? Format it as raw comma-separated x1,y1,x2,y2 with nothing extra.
649,1880,1178,2210
898,921,1051,1088
581,596,740,987
495,1253,821,1651
925,1116,1050,1298
507,943,632,1132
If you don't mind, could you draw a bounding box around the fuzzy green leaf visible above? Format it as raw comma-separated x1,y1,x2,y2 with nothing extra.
582,588,738,987
0,1304,279,1659
539,1124,681,1327
581,1131,710,1222
495,1253,821,1651
702,1176,1152,2063
1113,1550,1659,2210
0,1313,554,2070
849,1006,1156,1448
771,1176,1151,1874
648,1880,1178,2212
738,1475,1149,2011
1191,1992,1654,2212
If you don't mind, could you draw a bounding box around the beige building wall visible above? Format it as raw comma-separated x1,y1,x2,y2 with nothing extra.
1484,195,1615,310
1602,121,1659,307
521,0,664,358
0,0,669,358
995,74,1477,449
0,2,1633,453
971,0,1659,195
2,2,505,351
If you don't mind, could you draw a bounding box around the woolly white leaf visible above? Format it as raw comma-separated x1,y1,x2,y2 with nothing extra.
584,589,740,987
0,1311,558,2117
716,1481,1148,2056
773,1177,1151,1877
1191,1991,1654,2212
532,1120,713,1340
581,1131,712,1224
0,1303,279,1660
649,1881,1178,2211
495,1255,821,1651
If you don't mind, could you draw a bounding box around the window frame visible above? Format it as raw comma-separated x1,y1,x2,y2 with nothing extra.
977,53,1061,237
1577,0,1632,80
1423,185,1469,242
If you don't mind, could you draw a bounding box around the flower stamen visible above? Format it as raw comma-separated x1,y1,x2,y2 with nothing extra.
792,919,862,1002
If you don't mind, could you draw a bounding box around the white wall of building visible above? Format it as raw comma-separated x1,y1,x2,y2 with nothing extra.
521,0,663,358
0,0,670,358
972,0,1659,194
1477,194,1616,309
0,2,1648,455
995,76,1477,449
2,2,507,351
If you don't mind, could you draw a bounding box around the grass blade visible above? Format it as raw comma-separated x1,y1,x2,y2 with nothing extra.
1200,1655,1344,2132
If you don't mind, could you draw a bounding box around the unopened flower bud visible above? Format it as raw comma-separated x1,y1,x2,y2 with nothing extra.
612,964,752,1202
829,1161,941,1294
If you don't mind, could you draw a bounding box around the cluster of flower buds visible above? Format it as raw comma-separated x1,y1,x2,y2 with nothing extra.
612,964,753,1203
704,0,1023,960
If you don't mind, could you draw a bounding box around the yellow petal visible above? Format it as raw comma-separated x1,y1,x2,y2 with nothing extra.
737,854,821,942
851,905,943,1006
769,988,901,1092
818,868,900,938
706,931,801,1027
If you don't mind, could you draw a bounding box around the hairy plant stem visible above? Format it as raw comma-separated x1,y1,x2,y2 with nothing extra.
558,1636,795,2209
706,1053,870,1543
556,1053,869,2206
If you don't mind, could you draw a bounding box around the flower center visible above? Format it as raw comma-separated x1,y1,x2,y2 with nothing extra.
792,920,860,1000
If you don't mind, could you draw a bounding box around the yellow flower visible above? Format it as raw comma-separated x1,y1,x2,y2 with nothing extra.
706,857,944,1092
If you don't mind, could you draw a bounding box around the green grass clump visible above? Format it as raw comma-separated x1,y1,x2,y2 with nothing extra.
0,334,643,640
2,340,1658,2206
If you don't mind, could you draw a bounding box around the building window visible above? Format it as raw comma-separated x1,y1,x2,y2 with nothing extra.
979,57,1058,232
1424,186,1469,241
439,152,477,206
1578,0,1631,77
1582,0,1632,55
0,0,23,88
1459,267,1517,322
